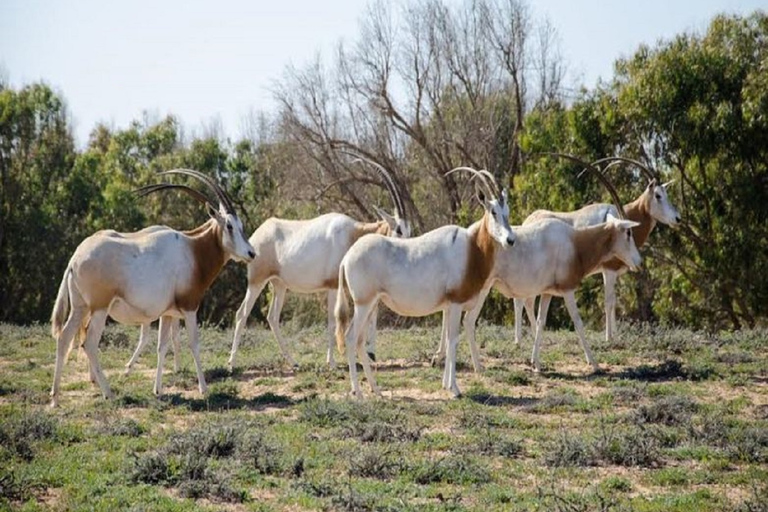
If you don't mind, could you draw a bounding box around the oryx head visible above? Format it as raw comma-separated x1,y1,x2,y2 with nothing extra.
593,156,681,227
136,168,256,263
447,167,515,247
645,179,681,226
605,213,642,271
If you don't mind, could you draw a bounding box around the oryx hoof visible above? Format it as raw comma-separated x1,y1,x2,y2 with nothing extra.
366,352,376,363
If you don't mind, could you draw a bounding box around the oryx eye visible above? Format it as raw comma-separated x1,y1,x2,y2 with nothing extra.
226,221,233,232
395,227,402,236
655,193,662,200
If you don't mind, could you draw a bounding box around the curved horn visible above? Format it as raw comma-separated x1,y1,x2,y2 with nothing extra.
476,169,501,197
445,166,496,202
134,183,215,207
159,169,236,213
543,153,627,219
591,156,658,182
340,151,406,220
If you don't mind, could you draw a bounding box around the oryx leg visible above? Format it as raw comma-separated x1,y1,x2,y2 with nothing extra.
125,322,152,374
430,312,449,367
531,294,553,372
50,306,87,407
81,309,112,400
442,304,463,397
462,285,491,373
603,271,618,342
364,305,378,362
266,281,297,367
357,305,381,397
229,280,267,370
170,318,182,373
563,291,599,371
326,289,338,369
513,297,525,344
344,301,377,399
153,316,173,396
183,311,207,395
525,297,537,337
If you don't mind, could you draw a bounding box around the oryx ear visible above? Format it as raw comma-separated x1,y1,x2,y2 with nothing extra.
647,178,658,190
500,188,508,206
618,219,641,229
372,205,397,229
206,203,223,221
662,179,676,189
475,183,488,206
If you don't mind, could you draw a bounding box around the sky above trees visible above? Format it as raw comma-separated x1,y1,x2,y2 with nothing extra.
1,0,764,145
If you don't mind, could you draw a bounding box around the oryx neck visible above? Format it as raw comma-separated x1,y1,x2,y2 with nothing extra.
623,193,655,248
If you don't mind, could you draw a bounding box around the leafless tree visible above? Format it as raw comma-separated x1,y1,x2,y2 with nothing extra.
274,0,565,228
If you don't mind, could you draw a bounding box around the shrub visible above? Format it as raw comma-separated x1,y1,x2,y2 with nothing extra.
634,396,699,426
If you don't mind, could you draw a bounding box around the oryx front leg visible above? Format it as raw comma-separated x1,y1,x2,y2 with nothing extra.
513,297,525,345
463,285,491,373
229,280,266,370
603,271,618,342
431,312,449,367
125,322,152,375
531,294,553,372
326,289,338,369
170,318,182,373
563,291,599,372
184,312,207,395
266,282,297,368
441,305,463,397
153,316,173,396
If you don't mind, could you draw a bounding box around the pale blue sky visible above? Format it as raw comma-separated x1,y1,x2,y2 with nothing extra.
1,0,763,146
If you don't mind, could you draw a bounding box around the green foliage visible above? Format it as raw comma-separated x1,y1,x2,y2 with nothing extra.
2,11,767,331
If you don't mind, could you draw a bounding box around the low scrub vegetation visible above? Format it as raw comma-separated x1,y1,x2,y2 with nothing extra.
0,324,765,510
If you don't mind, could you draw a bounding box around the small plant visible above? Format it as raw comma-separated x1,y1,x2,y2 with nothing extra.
634,395,699,426
128,452,173,485
543,430,597,467
349,445,401,480
409,456,492,485
0,409,61,461
236,431,285,475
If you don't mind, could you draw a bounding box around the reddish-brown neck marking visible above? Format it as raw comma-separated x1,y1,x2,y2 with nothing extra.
553,224,616,291
623,190,655,248
176,219,228,311
446,213,497,304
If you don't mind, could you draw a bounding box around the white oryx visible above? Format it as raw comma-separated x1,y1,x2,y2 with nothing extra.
335,168,515,398
50,169,255,407
517,154,680,342
434,159,643,373
228,155,411,370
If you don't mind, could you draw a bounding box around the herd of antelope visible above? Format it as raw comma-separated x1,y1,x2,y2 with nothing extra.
49,153,680,406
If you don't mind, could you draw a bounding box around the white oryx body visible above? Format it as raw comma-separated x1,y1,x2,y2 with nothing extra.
520,178,679,341
335,169,514,397
50,170,255,407
229,212,409,369
229,155,410,369
452,215,642,373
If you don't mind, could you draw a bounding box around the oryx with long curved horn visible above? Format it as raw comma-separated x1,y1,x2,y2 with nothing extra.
227,153,411,370
335,167,515,397
442,155,643,373
519,153,680,342
50,169,255,406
